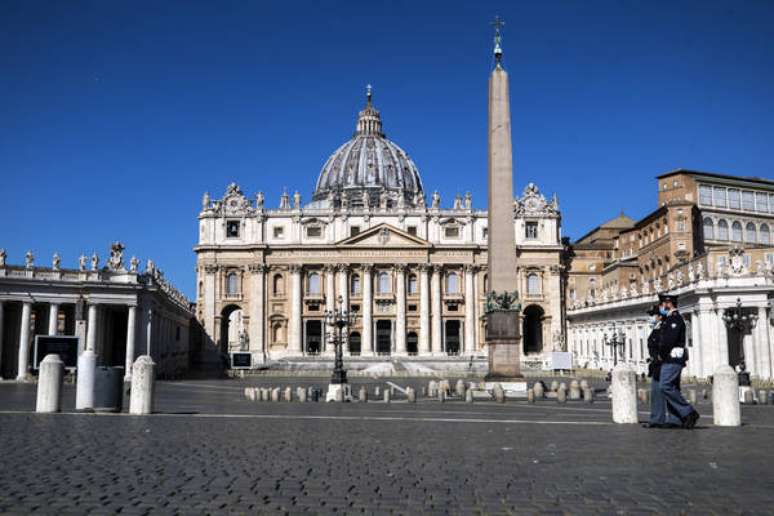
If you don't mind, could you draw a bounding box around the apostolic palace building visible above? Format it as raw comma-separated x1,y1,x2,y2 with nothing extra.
195,89,567,369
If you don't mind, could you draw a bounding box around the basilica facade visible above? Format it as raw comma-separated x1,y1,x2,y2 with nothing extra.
194,91,567,368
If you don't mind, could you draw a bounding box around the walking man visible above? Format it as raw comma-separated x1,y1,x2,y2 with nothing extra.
656,293,700,429
643,304,682,428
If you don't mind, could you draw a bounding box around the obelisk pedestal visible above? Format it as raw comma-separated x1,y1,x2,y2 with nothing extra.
486,311,522,379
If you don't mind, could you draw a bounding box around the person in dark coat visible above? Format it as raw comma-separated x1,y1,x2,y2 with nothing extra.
655,293,700,429
644,304,682,428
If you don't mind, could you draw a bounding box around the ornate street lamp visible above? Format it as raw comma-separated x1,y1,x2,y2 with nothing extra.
324,295,356,401
603,326,626,367
722,297,758,386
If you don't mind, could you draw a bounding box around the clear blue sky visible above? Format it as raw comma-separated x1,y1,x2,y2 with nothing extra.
2,1,773,298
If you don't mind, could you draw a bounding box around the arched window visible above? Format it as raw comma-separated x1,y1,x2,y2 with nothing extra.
446,272,459,294
307,272,321,294
745,222,757,243
407,274,418,295
588,278,596,299
527,273,540,296
731,221,743,242
377,272,390,294
273,274,284,296
703,217,714,240
350,274,361,295
717,220,729,240
761,224,771,245
226,272,239,296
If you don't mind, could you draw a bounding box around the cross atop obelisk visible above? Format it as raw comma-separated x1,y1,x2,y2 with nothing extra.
485,16,522,379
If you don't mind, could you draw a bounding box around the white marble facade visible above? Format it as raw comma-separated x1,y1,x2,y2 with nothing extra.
195,93,567,367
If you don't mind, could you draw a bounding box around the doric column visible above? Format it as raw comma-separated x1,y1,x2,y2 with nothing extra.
464,264,477,354
361,264,373,355
289,265,303,354
395,264,406,354
689,312,702,378
431,265,443,354
419,264,430,354
755,306,771,379
48,303,59,336
16,302,32,380
145,307,153,356
124,305,137,381
248,264,267,360
716,311,729,368
86,303,98,352
203,264,218,342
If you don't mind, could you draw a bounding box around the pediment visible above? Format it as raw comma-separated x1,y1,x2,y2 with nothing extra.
336,223,430,248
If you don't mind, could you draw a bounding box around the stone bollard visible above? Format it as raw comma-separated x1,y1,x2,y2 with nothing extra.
493,383,505,403
465,389,473,403
375,386,381,398
420,387,427,397
583,387,594,403
335,387,344,402
284,387,292,402
687,389,697,405
245,387,254,401
75,349,97,410
743,389,754,405
307,386,314,400
579,379,589,390
438,389,446,403
407,387,416,403
527,388,535,404
455,379,466,398
271,388,280,402
637,388,648,404
713,365,740,426
701,388,709,400
611,364,638,424
359,386,368,402
428,381,437,398
298,388,307,403
533,382,544,399
758,390,767,405
559,382,567,393
550,380,559,392
244,387,251,400
569,380,581,401
557,387,567,404
129,355,155,415
36,354,64,413
383,389,391,403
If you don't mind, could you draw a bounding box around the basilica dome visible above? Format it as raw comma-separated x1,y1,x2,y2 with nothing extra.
312,88,424,208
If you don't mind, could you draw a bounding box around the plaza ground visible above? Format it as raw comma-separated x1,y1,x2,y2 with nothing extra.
1,378,773,514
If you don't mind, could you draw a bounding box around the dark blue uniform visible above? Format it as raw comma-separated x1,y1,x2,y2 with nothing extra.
655,310,694,423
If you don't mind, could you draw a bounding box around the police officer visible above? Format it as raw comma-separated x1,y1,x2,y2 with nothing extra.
656,293,700,429
644,304,683,428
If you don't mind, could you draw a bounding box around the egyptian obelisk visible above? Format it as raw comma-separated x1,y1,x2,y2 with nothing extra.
485,17,522,379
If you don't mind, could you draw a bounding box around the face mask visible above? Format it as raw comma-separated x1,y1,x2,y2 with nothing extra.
659,307,669,317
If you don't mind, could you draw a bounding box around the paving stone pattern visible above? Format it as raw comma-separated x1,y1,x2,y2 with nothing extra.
1,379,773,514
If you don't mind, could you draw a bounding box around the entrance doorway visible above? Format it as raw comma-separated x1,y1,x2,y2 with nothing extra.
305,320,322,355
407,332,418,355
376,320,391,355
445,321,461,355
219,305,243,353
349,331,361,355
523,305,544,354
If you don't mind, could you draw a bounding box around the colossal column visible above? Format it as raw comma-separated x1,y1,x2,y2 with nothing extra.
86,303,98,352
0,301,4,374
248,264,267,362
395,264,406,354
361,264,373,355
48,303,59,336
755,306,771,379
485,18,522,378
289,265,303,353
336,264,349,353
464,265,477,354
324,265,336,313
124,305,137,382
16,302,32,380
419,264,430,354
431,265,442,354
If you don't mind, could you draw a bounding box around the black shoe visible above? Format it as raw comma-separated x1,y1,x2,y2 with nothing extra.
683,410,700,429
642,423,663,428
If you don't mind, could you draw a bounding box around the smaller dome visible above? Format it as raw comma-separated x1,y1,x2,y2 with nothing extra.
312,86,424,208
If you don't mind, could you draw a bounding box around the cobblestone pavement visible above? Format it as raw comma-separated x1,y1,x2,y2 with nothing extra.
1,379,773,515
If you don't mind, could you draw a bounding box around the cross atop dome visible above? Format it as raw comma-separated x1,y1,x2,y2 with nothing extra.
356,83,383,137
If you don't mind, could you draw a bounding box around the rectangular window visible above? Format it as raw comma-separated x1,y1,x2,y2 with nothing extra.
766,253,774,265
350,304,360,313
755,192,768,213
406,226,417,236
713,187,727,209
306,226,322,238
350,226,360,237
676,220,686,232
742,191,755,211
699,185,713,206
273,226,284,239
770,194,774,214
408,304,417,312
444,226,460,238
728,189,740,209
447,304,458,312
482,228,488,239
525,221,538,240
226,220,240,238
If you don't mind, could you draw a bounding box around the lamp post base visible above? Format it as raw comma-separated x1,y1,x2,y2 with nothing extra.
326,383,353,402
